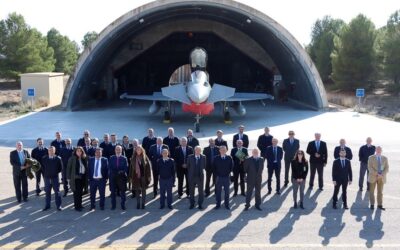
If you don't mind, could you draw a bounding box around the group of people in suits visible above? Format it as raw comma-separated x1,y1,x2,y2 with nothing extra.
9,125,389,212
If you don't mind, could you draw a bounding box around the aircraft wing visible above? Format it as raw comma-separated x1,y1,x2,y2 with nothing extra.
120,92,172,101
207,83,235,103
161,83,191,104
226,92,274,102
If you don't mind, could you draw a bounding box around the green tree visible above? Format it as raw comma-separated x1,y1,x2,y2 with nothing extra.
0,13,55,81
81,31,98,50
331,14,377,90
47,28,79,74
381,10,400,93
307,16,344,83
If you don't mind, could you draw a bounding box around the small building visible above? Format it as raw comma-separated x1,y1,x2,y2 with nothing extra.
20,72,65,107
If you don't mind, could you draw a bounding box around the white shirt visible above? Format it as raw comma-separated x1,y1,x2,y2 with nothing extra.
94,158,103,178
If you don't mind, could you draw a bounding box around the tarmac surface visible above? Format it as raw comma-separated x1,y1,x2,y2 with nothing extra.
0,102,399,249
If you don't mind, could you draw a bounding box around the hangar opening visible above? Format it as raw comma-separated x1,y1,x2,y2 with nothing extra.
62,0,328,110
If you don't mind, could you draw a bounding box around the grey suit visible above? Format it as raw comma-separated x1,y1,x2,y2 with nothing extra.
187,154,206,206
244,156,264,207
282,138,300,185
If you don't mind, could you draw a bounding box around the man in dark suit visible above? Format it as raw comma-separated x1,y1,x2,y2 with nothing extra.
87,138,100,157
213,146,233,210
187,129,200,148
244,149,264,210
232,125,249,148
50,131,66,156
203,138,219,196
109,145,128,210
109,133,121,158
187,146,206,209
257,127,274,160
174,137,194,198
142,128,157,154
332,149,353,209
163,127,180,158
100,133,112,159
333,139,353,160
9,141,30,203
157,149,175,209
358,137,375,191
282,130,300,187
148,137,169,198
31,138,48,196
88,148,109,211
77,130,90,147
215,130,228,150
266,138,284,195
82,137,92,155
59,138,74,196
230,140,248,196
41,146,63,211
306,133,328,190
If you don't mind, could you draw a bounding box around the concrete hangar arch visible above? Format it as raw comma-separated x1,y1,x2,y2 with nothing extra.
62,0,328,110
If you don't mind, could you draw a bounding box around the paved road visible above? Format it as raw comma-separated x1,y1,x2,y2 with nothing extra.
0,104,399,249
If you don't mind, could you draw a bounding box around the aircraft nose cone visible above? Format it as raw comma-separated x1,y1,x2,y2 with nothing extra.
189,85,208,103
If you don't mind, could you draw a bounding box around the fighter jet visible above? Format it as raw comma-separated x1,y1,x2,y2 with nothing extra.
120,47,273,132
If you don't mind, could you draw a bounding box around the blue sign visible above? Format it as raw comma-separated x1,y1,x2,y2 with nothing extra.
27,88,35,97
356,88,365,98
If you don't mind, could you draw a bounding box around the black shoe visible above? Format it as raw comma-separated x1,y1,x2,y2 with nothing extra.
90,206,95,211
276,191,281,195
214,205,220,210
36,190,42,196
141,204,145,209
284,183,288,187
75,207,82,212
370,205,374,210
57,207,62,211
267,190,272,195
137,204,140,209
333,204,337,209
359,188,363,192
244,205,250,211
308,186,313,190
63,192,68,197
233,193,237,197
189,204,194,209
378,205,386,211
23,198,28,202
178,195,182,199
319,188,324,191
83,190,88,195
294,202,297,209
121,206,126,211
111,206,116,210
198,205,203,210
168,205,173,210
160,205,165,209
42,207,50,211
17,199,22,204
300,202,304,209
100,207,104,211
225,205,230,210
344,205,349,210
255,206,262,211
241,193,246,197
205,193,210,197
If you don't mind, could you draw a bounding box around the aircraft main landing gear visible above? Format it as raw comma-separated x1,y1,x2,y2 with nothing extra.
163,110,171,123
194,114,201,132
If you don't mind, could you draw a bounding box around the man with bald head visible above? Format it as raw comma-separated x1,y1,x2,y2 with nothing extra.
358,137,375,191
244,148,264,210
10,141,31,203
306,133,328,191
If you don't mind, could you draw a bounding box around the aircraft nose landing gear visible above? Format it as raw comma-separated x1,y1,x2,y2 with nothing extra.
194,114,202,132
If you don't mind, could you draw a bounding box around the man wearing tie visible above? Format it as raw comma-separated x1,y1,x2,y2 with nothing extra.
87,138,100,157
163,127,180,159
31,138,48,196
215,130,228,150
83,137,92,155
213,146,234,210
203,138,219,197
333,139,353,160
157,149,175,209
266,138,284,195
100,133,112,159
282,130,300,187
306,133,328,190
88,148,109,211
50,131,66,156
9,141,31,203
148,137,169,198
187,146,206,209
41,146,63,211
59,138,74,196
332,149,353,209
244,149,264,211
233,125,249,149
368,146,389,210
230,140,248,196
77,130,90,147
142,128,157,154
358,137,375,191
109,145,129,210
187,129,200,148
257,127,274,161
174,137,194,198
